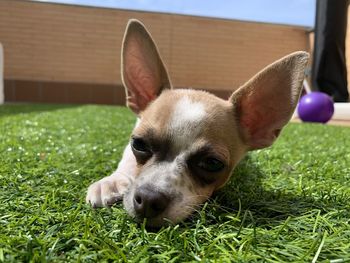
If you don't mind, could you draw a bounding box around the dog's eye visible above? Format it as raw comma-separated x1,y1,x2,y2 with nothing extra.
132,138,150,153
188,154,226,184
197,157,224,173
131,138,152,164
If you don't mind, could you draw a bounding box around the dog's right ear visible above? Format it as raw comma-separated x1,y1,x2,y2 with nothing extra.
121,19,172,114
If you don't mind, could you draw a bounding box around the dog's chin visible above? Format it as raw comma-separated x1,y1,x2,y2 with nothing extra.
123,194,197,228
133,214,173,228
124,205,195,228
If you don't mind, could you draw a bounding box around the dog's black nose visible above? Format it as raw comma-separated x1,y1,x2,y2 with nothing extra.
133,186,170,219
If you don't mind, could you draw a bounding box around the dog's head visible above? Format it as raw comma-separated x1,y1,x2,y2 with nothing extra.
121,19,309,227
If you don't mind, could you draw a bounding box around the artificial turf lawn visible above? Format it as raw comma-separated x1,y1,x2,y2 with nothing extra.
0,104,349,262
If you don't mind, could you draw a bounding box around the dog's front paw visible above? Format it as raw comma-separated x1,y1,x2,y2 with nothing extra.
86,175,129,207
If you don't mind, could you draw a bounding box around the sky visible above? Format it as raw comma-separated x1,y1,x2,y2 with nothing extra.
35,0,316,27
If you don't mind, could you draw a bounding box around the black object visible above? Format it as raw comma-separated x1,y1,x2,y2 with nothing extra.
312,0,350,102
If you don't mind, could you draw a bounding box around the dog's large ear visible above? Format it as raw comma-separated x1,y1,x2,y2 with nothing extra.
121,19,172,114
230,51,309,150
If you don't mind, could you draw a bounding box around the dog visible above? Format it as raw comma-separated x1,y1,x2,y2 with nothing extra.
86,19,309,227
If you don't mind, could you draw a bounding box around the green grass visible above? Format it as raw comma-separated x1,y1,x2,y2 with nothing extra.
0,104,349,262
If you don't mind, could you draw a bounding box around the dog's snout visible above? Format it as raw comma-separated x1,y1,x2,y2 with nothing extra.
133,186,170,219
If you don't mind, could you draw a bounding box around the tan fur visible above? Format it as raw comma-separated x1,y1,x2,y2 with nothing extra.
134,89,246,188
86,19,309,227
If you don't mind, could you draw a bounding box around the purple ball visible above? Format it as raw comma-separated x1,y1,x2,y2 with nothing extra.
297,91,334,123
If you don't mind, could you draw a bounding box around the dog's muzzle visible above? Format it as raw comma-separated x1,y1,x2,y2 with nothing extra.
133,185,171,220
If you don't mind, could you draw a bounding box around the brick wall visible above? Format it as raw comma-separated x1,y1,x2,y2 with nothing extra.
0,0,309,104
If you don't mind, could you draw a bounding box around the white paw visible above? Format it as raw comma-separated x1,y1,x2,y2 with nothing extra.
86,175,130,207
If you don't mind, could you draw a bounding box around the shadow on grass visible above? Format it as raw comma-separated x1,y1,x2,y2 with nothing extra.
0,103,80,117
210,155,343,227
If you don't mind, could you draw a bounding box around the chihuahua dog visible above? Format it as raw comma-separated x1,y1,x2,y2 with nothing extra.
86,19,309,227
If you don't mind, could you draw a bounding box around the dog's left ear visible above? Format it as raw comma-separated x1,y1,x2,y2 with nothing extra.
121,19,172,114
230,51,309,150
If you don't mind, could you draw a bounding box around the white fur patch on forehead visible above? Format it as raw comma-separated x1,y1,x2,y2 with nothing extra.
171,96,206,127
169,96,206,150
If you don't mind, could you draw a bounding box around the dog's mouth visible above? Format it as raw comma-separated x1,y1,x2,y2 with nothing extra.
127,205,182,228
133,214,173,228
131,206,197,228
